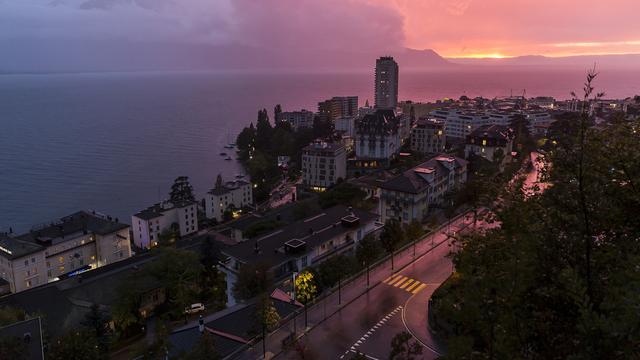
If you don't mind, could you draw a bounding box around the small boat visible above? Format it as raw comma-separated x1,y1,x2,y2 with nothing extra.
219,152,227,156
224,144,234,149
235,174,245,179
225,156,232,161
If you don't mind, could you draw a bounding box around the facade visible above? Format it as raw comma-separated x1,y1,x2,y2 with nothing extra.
411,118,446,155
219,205,379,306
132,200,198,249
431,108,491,139
375,56,399,110
318,96,358,121
302,141,347,191
380,155,468,224
464,124,514,162
335,116,356,137
275,110,314,130
204,179,253,222
0,211,131,293
353,110,401,170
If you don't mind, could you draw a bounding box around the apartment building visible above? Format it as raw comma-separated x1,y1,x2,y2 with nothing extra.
0,211,131,293
375,56,399,110
132,200,198,249
276,109,314,130
302,141,347,191
379,155,468,224
353,109,401,170
411,118,446,155
219,205,378,305
464,124,514,162
318,96,358,121
204,179,253,222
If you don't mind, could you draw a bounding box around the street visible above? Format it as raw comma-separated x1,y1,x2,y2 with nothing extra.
234,210,490,360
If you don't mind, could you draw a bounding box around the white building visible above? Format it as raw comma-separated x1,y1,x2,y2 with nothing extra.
380,155,468,224
219,205,379,306
302,141,347,191
276,110,314,130
354,110,401,168
132,200,198,249
411,118,446,155
431,108,491,139
204,179,253,222
0,211,131,293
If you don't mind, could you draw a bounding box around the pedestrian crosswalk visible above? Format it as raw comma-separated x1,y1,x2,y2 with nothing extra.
383,274,428,294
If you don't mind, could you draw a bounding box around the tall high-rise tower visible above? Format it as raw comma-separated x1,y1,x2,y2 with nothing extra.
374,56,399,110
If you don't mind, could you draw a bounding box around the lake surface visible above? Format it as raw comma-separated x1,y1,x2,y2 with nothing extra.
1,68,638,231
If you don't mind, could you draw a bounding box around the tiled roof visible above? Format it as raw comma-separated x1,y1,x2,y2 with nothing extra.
380,155,468,194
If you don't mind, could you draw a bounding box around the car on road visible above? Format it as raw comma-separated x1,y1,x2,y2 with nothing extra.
184,303,205,314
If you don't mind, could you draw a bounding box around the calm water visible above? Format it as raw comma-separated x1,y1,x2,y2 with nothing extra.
1,68,638,231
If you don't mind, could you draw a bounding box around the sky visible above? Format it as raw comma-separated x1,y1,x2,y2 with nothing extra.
0,0,639,70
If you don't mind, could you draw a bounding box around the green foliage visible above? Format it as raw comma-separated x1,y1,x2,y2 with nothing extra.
316,254,357,289
318,182,368,209
169,176,196,203
356,234,382,267
433,73,640,359
0,306,26,327
147,248,203,318
81,304,112,356
389,331,423,360
312,115,334,139
232,262,272,301
403,220,423,243
380,219,404,255
294,270,318,305
112,277,144,336
48,330,101,360
251,294,281,335
243,220,285,239
0,336,28,360
199,236,227,309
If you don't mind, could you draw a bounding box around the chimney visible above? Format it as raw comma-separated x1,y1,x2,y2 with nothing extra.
198,315,204,334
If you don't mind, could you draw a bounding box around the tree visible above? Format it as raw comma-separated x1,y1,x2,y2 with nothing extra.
0,306,26,327
236,123,256,151
48,330,101,360
312,115,334,139
0,336,28,360
112,276,144,337
199,236,227,309
81,304,112,356
274,104,283,123
215,173,223,189
389,332,423,360
404,220,423,257
252,294,281,358
147,248,203,319
181,331,219,360
256,108,273,150
232,262,272,301
169,176,196,203
294,270,317,328
356,234,382,287
380,219,404,270
316,254,356,289
431,71,640,359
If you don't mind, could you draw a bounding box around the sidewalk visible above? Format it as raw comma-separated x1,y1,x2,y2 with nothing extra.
231,211,475,359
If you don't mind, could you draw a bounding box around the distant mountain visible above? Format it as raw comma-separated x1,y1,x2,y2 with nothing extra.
447,53,640,69
0,39,453,73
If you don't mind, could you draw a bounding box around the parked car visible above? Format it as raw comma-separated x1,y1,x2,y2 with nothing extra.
184,303,205,314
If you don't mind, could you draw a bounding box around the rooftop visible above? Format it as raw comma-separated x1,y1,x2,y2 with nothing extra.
208,179,251,196
9,211,129,253
0,318,44,360
303,141,345,153
380,155,468,194
467,124,513,141
133,200,197,219
223,205,377,266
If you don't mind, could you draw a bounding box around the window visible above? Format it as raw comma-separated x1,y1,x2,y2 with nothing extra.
301,256,308,267
24,260,28,266
31,257,35,263
58,256,64,264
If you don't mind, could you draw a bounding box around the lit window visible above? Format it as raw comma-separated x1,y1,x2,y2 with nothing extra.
482,139,487,146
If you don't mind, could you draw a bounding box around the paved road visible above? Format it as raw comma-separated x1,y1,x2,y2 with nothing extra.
234,211,485,359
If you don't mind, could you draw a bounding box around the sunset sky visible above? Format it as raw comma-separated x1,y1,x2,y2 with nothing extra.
1,0,638,70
